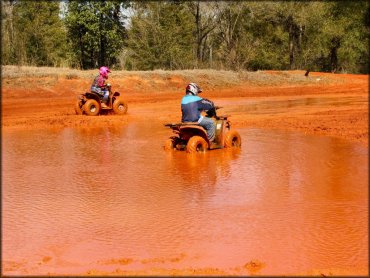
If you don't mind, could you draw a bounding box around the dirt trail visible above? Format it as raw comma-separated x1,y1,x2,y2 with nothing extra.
2,68,368,146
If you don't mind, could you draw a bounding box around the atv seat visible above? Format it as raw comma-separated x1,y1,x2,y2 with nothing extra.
164,122,199,128
182,121,200,125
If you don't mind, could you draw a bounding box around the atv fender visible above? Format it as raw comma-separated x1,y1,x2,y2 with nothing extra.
84,92,101,102
112,91,120,98
179,125,209,143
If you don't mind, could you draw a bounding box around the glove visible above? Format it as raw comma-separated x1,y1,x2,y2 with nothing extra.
203,98,214,106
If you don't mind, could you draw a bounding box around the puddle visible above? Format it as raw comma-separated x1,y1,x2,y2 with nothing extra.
2,123,368,275
217,95,367,115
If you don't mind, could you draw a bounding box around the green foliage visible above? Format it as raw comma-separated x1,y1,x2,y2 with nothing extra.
2,0,67,66
1,0,368,73
64,0,128,69
325,1,369,73
124,2,194,70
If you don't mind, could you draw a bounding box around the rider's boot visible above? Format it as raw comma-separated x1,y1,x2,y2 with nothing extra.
101,101,108,108
101,91,109,108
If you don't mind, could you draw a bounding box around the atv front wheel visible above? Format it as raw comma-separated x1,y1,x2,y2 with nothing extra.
186,136,208,153
225,130,241,148
84,99,100,116
74,99,83,115
113,97,128,115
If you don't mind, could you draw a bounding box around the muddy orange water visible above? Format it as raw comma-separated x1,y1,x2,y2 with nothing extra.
2,69,369,276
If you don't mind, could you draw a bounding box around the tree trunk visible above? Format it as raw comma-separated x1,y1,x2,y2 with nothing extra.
99,11,105,67
78,28,84,69
195,1,201,66
330,37,340,73
288,16,295,70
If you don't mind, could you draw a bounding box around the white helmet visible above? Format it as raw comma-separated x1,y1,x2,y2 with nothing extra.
186,82,202,95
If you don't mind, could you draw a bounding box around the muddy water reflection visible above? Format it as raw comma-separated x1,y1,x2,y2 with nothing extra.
218,95,367,115
3,124,368,275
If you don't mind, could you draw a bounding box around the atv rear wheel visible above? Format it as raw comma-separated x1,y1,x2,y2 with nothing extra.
84,99,100,116
225,130,241,148
74,99,83,115
113,97,128,115
186,136,208,153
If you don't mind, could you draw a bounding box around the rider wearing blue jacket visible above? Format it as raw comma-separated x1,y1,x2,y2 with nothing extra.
181,83,216,142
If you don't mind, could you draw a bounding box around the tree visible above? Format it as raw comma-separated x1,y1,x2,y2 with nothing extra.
245,2,311,70
321,1,369,73
212,2,264,70
2,0,67,66
64,0,128,69
124,1,194,70
2,0,368,73
185,1,217,68
2,0,16,65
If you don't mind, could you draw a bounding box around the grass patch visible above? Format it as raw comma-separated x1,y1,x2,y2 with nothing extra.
2,65,339,87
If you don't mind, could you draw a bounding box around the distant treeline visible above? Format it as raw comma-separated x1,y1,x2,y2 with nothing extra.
2,1,369,73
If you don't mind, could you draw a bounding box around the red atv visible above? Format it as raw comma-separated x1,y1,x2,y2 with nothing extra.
164,107,241,153
74,86,128,116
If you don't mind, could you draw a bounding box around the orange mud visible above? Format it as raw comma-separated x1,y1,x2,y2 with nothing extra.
2,70,369,276
2,70,368,147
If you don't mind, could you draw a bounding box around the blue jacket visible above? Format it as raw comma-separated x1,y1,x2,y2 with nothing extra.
181,94,214,122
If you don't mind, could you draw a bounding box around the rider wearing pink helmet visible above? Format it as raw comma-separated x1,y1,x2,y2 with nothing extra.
99,66,110,78
91,66,111,105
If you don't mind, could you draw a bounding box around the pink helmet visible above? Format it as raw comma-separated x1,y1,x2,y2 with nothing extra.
99,66,111,78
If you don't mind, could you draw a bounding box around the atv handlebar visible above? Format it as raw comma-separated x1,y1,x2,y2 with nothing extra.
205,105,222,118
